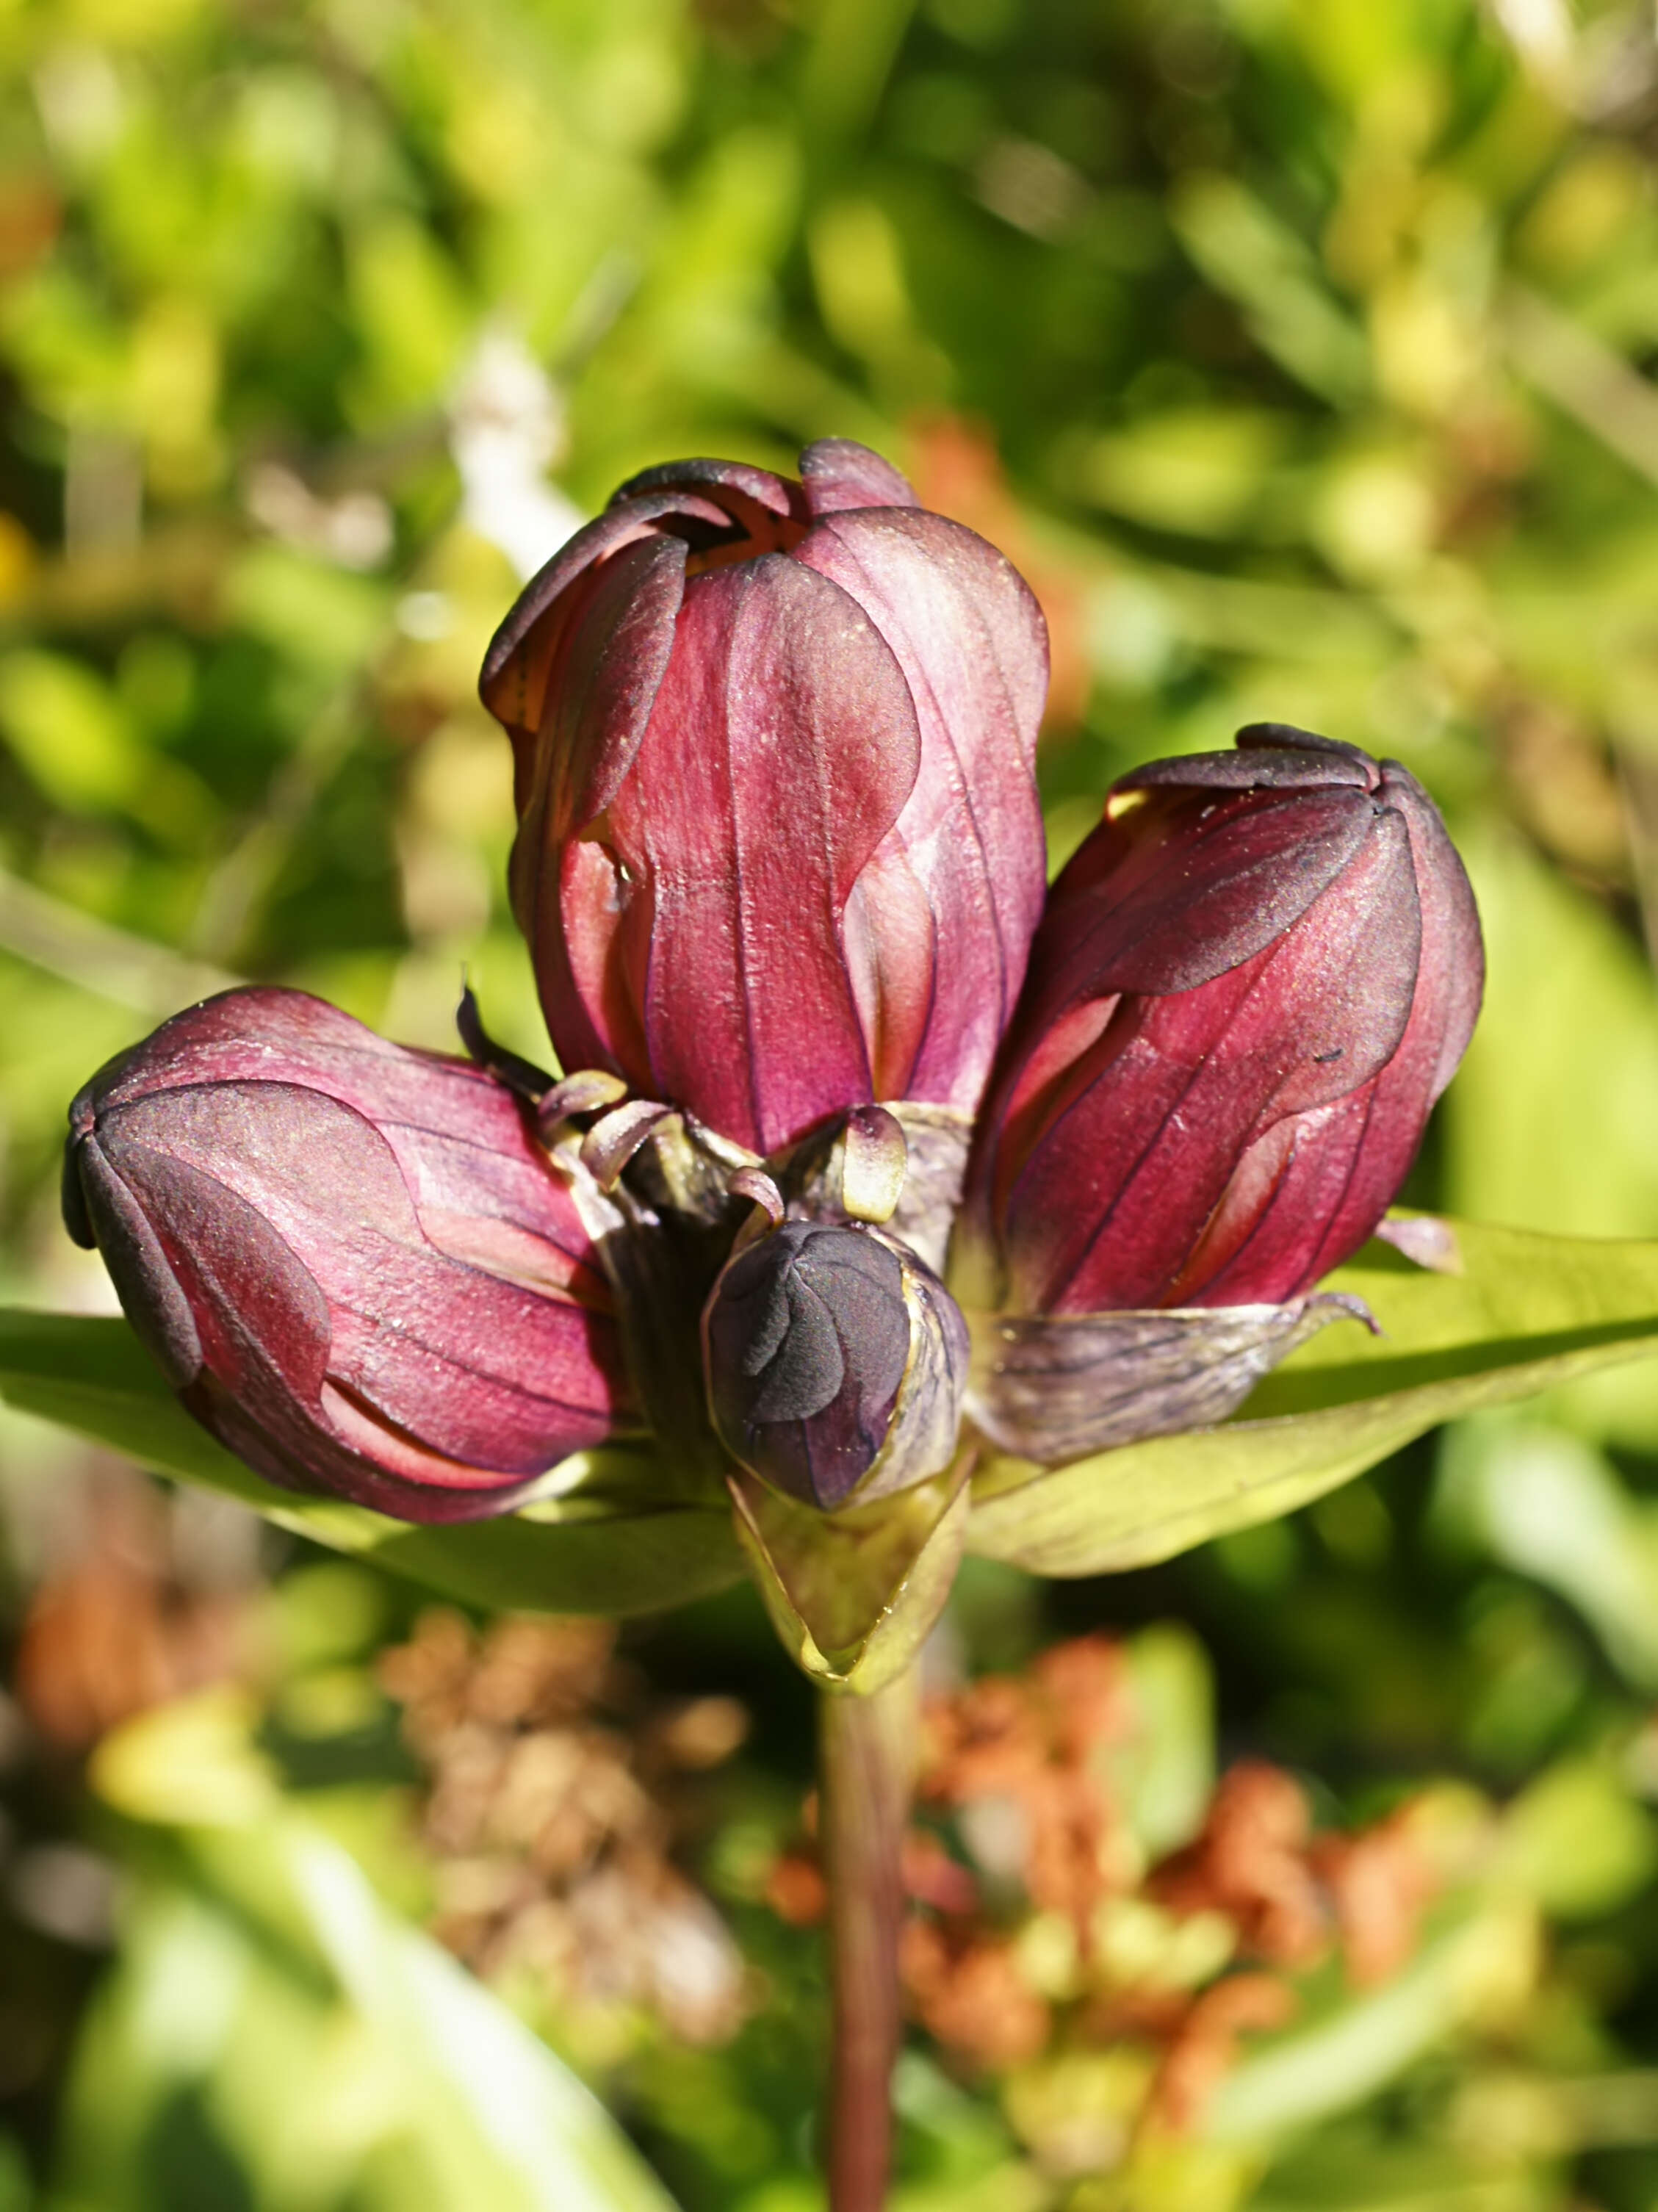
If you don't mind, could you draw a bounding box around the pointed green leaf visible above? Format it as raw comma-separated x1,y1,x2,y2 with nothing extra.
967,1222,1658,1577
0,1308,743,1616
728,1457,972,1693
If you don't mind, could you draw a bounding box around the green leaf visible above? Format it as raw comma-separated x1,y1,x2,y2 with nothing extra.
967,1221,1658,1577
0,1308,743,1617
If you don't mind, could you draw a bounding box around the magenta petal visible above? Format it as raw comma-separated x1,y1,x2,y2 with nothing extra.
187,1375,536,1524
80,990,608,1295
480,491,724,716
992,794,1430,1311
64,989,632,1524
970,725,1482,1316
605,554,923,1153
1383,761,1485,1098
1032,785,1380,1004
1122,726,1377,793
482,444,1056,1152
1241,764,1482,1298
104,1115,335,1399
1186,1087,1386,1305
799,439,918,515
608,455,807,520
70,1137,206,1385
532,534,690,838
795,506,1048,1109
502,533,688,1079
117,1080,621,1468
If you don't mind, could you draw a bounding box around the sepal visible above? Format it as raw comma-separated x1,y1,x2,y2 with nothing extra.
727,1456,973,1692
965,1293,1374,1463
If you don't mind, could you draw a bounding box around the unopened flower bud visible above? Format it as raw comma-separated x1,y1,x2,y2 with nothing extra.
62,988,632,1522
702,1220,968,1510
966,725,1483,1314
480,439,1048,1156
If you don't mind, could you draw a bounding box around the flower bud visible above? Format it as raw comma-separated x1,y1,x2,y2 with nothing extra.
967,725,1483,1314
480,438,1049,1156
702,1220,968,1511
63,988,632,1522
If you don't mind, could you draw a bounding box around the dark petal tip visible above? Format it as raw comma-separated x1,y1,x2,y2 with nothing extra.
60,1139,95,1248
1234,721,1373,762
455,984,555,1102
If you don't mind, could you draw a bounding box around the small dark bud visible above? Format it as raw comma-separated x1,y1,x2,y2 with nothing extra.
702,1220,968,1511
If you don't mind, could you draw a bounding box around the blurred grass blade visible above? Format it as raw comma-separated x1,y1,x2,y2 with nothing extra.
0,862,237,1012
968,1221,1658,1576
0,1308,743,1615
1204,1901,1529,2146
1171,173,1371,404
289,1834,681,2212
1440,1416,1658,1691
77,1695,681,2212
799,0,917,149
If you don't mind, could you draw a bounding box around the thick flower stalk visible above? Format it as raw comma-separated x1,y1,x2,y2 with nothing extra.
62,988,630,1523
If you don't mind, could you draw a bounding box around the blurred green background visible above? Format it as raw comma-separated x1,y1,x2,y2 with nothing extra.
4,0,1658,2204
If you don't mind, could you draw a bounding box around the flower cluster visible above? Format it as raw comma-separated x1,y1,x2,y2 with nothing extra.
62,441,1482,1555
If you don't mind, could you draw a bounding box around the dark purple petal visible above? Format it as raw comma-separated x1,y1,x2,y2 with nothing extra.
704,1221,909,1509
795,507,1048,1110
608,456,807,520
1236,721,1378,766
703,1218,968,1510
1120,725,1377,793
483,445,1053,1153
63,990,632,1523
799,438,918,516
1031,784,1380,1001
590,553,923,1153
480,491,723,711
969,727,1479,1318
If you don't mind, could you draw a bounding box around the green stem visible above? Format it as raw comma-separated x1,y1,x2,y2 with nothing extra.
819,1664,920,2212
